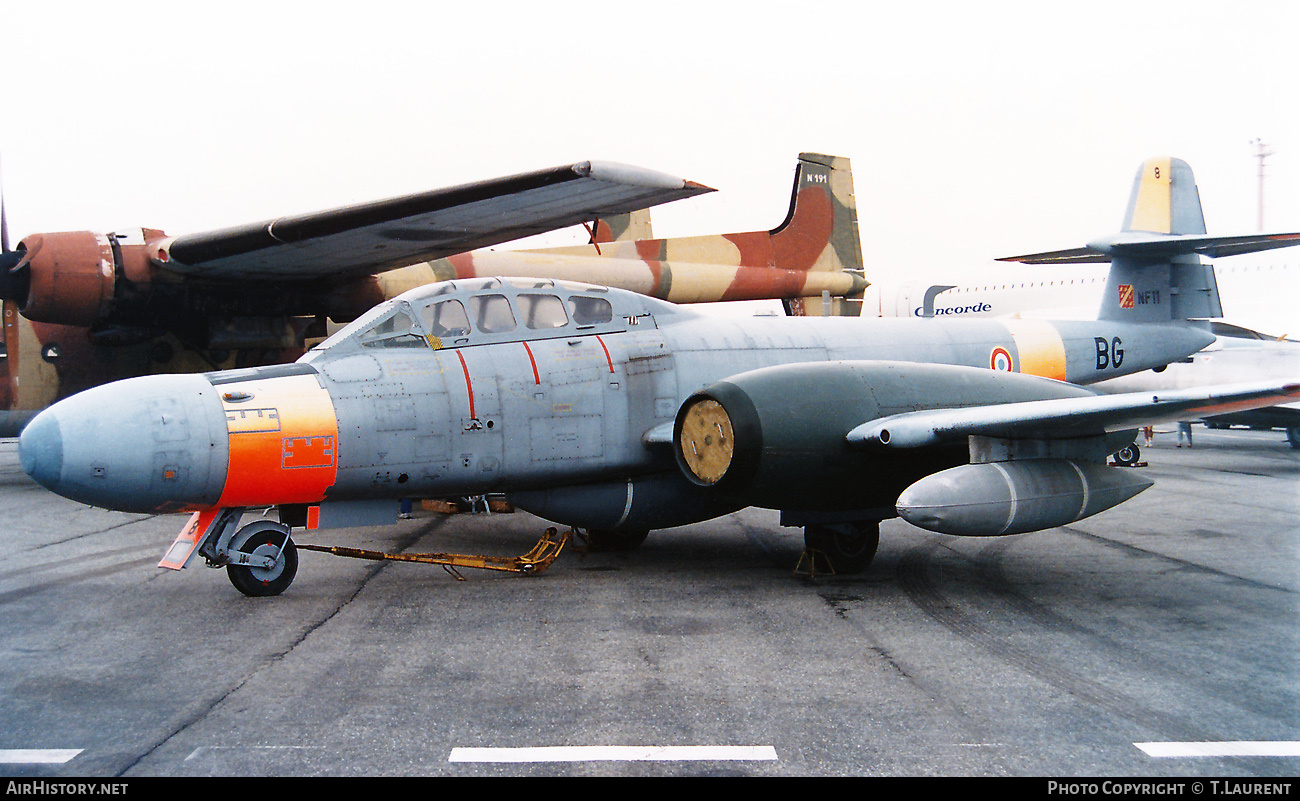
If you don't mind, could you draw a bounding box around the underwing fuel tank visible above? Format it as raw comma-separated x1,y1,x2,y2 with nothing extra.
895,460,1153,536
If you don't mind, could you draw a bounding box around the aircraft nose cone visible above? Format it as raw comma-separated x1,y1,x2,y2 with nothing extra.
18,374,231,513
19,408,64,492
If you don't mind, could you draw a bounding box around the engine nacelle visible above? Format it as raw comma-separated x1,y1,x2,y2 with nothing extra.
671,361,1097,512
896,460,1153,536
9,232,117,326
1,228,342,342
507,472,741,532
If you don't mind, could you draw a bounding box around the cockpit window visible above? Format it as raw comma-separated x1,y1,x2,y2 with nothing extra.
423,298,471,339
568,295,613,326
519,294,569,329
306,279,660,360
467,294,516,334
359,306,427,349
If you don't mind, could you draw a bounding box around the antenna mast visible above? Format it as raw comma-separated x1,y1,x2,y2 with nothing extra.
1250,138,1273,231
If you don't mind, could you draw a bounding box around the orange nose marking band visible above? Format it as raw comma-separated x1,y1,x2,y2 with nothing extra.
217,374,339,508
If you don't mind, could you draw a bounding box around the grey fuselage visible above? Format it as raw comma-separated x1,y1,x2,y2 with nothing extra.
301,280,1206,500
18,278,1213,523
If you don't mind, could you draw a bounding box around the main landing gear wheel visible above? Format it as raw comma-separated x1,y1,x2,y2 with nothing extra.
226,521,298,597
804,521,880,574
1113,445,1141,467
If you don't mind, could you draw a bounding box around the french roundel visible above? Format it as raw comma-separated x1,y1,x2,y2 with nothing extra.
990,347,1014,372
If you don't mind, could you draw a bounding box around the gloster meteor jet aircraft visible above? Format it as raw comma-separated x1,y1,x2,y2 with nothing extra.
18,157,1300,595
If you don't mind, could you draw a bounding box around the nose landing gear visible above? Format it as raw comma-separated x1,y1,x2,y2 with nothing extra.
166,508,571,597
224,521,299,597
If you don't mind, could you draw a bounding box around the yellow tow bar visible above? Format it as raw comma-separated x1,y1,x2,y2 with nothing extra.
298,526,570,581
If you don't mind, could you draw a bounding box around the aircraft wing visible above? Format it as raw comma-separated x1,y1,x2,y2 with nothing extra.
998,232,1300,264
158,161,713,281
847,379,1300,449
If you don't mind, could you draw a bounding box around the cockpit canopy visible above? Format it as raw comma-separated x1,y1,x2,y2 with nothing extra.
307,277,673,355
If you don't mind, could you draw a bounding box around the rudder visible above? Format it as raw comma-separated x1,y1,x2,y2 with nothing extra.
777,153,866,316
1122,156,1207,236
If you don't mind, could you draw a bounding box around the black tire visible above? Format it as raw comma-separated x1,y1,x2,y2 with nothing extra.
585,528,650,553
227,524,298,597
1113,444,1140,467
1287,428,1300,450
804,521,880,574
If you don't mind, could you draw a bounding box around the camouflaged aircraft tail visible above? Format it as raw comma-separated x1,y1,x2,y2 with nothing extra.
589,210,654,243
776,153,866,317
541,152,866,313
380,153,868,309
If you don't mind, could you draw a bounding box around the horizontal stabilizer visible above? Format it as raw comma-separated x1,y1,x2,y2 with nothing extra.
999,156,1300,267
999,231,1300,265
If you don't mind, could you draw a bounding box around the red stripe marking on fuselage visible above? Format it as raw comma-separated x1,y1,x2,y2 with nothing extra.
456,350,476,418
522,342,541,385
595,336,614,373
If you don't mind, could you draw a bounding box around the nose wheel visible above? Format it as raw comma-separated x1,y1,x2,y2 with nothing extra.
225,521,299,597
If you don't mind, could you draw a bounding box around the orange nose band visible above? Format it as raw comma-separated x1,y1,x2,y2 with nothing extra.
216,374,339,508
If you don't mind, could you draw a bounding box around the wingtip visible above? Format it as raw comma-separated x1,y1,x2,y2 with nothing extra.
583,160,713,193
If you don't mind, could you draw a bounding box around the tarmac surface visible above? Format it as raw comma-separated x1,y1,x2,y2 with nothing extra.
0,426,1297,778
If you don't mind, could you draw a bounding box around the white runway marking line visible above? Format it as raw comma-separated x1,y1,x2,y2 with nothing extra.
449,745,778,763
0,749,82,764
1136,741,1300,758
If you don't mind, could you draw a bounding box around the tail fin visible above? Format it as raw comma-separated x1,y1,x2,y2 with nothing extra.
1099,156,1219,322
403,153,869,307
536,153,867,311
999,156,1300,323
775,153,866,316
1122,156,1207,236
588,210,654,244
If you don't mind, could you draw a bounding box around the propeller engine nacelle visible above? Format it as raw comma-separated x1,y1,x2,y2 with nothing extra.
0,230,161,327
0,227,380,337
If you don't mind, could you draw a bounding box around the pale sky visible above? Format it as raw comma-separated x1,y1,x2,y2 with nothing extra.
5,0,1298,281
